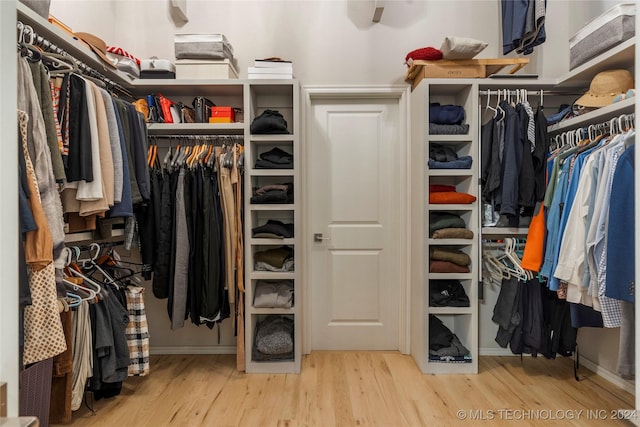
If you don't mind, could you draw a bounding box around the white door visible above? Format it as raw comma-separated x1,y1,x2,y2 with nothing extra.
308,94,405,350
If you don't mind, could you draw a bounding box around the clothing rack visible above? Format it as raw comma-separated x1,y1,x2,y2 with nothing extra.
478,89,583,96
17,21,134,99
552,112,635,146
149,134,244,144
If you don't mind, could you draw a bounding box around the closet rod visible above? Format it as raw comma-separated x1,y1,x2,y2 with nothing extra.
478,89,581,96
17,21,134,99
482,242,526,249
149,135,244,140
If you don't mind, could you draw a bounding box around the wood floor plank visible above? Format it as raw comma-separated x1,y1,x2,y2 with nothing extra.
56,353,635,427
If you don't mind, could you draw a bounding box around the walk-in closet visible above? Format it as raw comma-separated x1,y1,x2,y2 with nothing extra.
1,1,638,426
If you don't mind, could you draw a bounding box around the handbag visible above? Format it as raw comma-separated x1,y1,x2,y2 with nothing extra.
179,102,196,123
147,95,162,123
250,109,289,134
157,93,175,124
192,96,216,123
170,103,182,124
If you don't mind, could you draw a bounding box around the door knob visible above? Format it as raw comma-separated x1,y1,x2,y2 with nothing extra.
314,233,330,242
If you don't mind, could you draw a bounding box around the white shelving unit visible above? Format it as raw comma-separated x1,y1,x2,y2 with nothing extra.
130,78,302,373
244,81,301,374
547,97,635,134
410,81,480,374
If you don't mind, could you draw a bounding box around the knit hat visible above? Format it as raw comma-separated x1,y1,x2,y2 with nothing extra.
405,47,443,66
575,69,634,108
74,32,117,69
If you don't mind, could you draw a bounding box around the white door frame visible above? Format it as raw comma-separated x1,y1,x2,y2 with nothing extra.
302,85,411,355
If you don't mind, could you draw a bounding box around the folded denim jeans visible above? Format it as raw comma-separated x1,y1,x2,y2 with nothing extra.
428,156,473,169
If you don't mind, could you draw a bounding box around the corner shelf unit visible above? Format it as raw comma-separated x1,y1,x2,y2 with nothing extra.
410,81,480,375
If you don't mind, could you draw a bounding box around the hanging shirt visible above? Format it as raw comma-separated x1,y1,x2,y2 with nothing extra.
605,142,635,303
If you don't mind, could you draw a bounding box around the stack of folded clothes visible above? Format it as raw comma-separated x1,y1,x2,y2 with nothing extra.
253,315,294,361
429,103,469,135
429,279,470,307
252,219,294,239
429,246,471,273
253,280,294,308
429,184,476,204
250,183,293,204
429,314,471,363
428,143,472,169
429,212,474,239
255,147,293,169
254,246,294,272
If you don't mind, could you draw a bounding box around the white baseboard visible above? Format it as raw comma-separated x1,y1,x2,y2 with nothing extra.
150,345,236,355
480,348,634,394
577,356,635,394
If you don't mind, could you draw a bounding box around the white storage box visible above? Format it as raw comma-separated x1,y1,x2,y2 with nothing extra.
174,34,234,60
140,58,176,79
569,3,636,69
176,59,239,79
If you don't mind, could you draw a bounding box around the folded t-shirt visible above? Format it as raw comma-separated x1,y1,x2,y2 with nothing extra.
253,280,294,308
252,219,294,238
430,247,471,266
429,191,477,204
429,260,470,273
254,246,294,269
429,184,457,193
429,212,466,236
431,228,474,239
429,123,470,135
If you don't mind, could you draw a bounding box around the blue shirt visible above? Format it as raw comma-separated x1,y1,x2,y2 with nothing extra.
548,145,600,290
605,144,635,302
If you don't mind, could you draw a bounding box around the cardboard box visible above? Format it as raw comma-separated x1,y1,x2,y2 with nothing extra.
209,107,235,123
176,59,239,79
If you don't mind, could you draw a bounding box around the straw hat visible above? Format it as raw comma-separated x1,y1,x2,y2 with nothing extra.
575,69,634,108
74,32,117,69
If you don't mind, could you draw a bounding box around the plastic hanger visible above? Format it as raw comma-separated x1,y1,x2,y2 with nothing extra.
485,90,497,117
63,277,97,302
41,51,78,75
163,143,174,168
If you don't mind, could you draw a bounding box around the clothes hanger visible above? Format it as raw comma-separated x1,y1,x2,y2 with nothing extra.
41,52,78,75
62,277,97,302
67,262,104,297
163,139,174,168
485,90,497,117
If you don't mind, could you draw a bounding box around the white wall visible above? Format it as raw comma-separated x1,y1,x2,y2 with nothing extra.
1,0,19,416
46,0,628,83
49,0,583,84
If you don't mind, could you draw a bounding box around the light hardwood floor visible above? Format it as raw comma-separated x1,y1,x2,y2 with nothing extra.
57,353,634,427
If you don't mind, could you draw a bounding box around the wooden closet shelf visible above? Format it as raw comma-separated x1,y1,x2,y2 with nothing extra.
405,58,530,88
